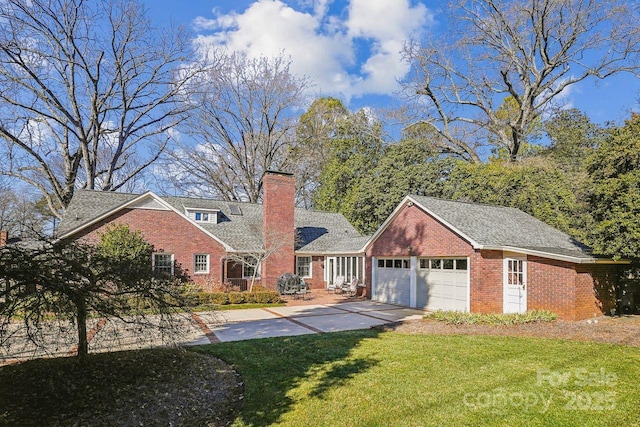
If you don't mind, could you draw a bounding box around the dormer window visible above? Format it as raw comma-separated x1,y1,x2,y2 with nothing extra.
186,208,219,224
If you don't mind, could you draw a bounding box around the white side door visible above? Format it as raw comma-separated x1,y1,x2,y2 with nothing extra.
503,256,527,314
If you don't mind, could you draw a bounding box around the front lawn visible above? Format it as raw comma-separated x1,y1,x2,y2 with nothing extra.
197,331,640,426
2,331,639,426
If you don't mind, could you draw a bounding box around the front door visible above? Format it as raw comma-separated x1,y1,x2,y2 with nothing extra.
503,257,527,313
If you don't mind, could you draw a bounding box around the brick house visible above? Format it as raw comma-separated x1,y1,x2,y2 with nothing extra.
363,195,626,320
57,174,625,320
57,172,367,291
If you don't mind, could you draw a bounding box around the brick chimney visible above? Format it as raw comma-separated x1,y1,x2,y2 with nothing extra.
261,171,295,287
0,230,7,247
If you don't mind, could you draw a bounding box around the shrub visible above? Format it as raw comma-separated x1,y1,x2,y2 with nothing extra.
227,292,246,304
425,310,557,325
187,290,281,307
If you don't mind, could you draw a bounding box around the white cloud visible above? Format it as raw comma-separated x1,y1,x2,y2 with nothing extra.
192,0,433,102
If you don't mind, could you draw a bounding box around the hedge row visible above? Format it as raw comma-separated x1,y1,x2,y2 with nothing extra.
185,291,282,306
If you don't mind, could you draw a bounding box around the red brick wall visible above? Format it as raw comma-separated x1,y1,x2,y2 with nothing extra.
527,257,577,319
262,172,295,287
470,250,504,313
0,230,7,247
368,203,474,258
298,255,325,290
73,208,227,286
575,264,619,319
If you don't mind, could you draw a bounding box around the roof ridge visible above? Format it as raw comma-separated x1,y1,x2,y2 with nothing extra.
412,195,516,210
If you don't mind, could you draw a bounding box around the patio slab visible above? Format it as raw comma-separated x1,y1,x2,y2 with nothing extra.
292,312,388,333
266,305,345,318
210,318,315,342
330,301,404,313
365,308,427,322
212,309,281,323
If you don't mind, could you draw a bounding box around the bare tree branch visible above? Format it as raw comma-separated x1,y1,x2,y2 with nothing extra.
0,0,202,217
402,0,640,162
164,51,309,203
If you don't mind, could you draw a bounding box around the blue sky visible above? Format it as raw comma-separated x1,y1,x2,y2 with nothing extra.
141,0,640,126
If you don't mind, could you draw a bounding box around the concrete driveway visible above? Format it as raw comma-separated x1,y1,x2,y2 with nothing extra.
0,301,426,364
188,301,427,344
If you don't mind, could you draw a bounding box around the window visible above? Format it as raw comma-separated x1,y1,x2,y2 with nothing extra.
507,259,524,285
194,254,210,274
420,258,468,270
186,208,218,223
153,253,173,276
296,256,312,278
243,256,259,278
378,258,409,269
195,212,209,222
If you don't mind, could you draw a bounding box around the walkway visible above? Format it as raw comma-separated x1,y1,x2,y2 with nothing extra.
0,301,426,364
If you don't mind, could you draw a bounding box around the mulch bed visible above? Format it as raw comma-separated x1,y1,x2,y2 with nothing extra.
0,348,243,427
379,315,640,347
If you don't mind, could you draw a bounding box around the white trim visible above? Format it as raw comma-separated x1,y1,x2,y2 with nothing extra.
152,252,174,275
360,196,625,265
296,255,312,278
466,256,471,313
503,254,527,314
58,192,234,251
185,207,220,224
193,253,210,274
482,245,630,265
409,256,417,308
371,256,377,300
361,196,482,252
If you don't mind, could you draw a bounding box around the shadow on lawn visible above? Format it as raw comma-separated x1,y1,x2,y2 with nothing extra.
193,329,381,426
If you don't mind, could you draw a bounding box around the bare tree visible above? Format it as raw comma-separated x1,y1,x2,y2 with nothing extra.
402,0,640,162
0,0,201,217
224,229,296,292
291,97,350,208
165,51,309,203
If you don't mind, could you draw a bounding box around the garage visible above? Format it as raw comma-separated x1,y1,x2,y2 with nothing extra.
417,258,468,311
373,258,411,306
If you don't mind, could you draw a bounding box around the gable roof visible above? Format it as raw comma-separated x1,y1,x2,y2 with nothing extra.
365,195,622,264
57,190,365,254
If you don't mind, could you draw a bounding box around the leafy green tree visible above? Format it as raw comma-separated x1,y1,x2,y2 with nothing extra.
312,109,385,214
544,109,606,173
448,159,582,236
586,114,640,258
345,136,459,233
0,224,185,361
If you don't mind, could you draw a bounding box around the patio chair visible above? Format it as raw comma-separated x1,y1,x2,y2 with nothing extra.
295,280,309,300
327,276,345,293
341,276,358,296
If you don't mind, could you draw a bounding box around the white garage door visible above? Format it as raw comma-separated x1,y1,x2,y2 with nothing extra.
374,258,411,306
417,258,468,311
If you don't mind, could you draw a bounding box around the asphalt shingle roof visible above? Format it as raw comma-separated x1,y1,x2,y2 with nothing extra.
410,196,593,259
58,190,365,253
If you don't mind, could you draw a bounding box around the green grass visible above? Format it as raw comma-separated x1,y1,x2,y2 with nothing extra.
426,309,558,325
196,331,640,427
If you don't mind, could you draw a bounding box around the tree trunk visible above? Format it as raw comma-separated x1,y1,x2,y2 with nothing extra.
75,296,89,362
